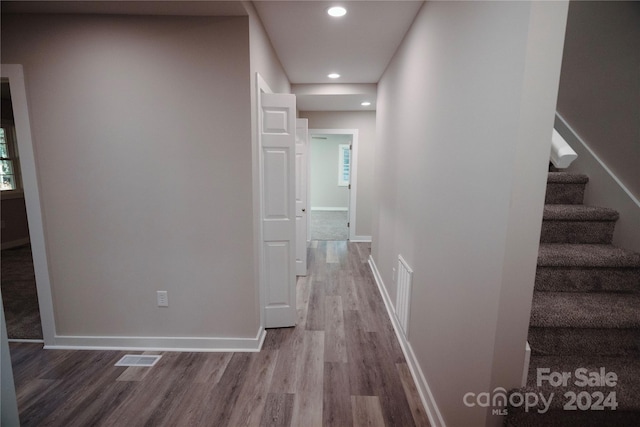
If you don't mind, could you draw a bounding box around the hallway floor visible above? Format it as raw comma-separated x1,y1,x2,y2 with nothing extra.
310,211,349,240
9,241,430,426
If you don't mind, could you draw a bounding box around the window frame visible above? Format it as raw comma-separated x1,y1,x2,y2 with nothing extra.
0,121,23,197
338,143,351,187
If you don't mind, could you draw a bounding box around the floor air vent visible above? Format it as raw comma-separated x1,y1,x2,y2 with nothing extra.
115,354,162,367
396,255,413,337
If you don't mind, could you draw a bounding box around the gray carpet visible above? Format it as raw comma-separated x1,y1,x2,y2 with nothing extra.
506,171,640,426
1,244,43,339
310,210,349,240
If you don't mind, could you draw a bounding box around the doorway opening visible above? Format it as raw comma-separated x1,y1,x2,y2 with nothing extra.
1,65,56,346
308,129,358,241
0,79,43,342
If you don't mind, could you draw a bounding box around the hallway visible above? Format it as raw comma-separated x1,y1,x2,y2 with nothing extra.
9,242,430,426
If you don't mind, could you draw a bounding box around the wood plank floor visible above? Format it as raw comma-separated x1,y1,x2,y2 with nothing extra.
9,241,430,427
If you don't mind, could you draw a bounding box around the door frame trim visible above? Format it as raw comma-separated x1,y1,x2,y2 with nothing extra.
1,64,56,345
254,73,272,331
308,128,360,241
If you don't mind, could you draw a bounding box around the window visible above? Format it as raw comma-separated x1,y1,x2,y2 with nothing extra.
0,125,20,192
338,143,351,187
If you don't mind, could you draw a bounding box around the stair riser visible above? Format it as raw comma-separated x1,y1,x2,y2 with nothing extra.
529,328,640,356
535,268,640,293
545,183,585,205
540,221,615,244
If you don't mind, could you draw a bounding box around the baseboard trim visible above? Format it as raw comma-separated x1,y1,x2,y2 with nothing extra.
350,235,372,243
1,238,30,250
8,338,44,344
45,328,267,353
368,255,446,427
310,207,348,212
522,341,531,387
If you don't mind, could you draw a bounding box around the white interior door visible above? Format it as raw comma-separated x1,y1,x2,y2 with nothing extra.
295,119,309,276
260,92,297,328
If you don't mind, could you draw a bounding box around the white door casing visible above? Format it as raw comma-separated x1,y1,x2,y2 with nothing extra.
1,65,56,345
260,91,297,328
295,119,309,276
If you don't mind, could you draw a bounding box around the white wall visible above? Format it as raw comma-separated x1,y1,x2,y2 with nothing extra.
372,2,567,426
558,1,640,199
245,1,291,96
310,135,350,209
301,111,375,238
557,1,640,253
1,14,259,345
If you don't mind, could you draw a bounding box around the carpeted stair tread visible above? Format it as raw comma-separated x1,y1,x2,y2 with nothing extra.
538,244,640,268
535,267,640,293
530,292,640,329
522,355,640,409
506,356,640,426
547,172,589,184
525,355,640,389
543,205,619,222
509,170,640,426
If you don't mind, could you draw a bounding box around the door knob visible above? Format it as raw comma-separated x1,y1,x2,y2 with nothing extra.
302,208,306,212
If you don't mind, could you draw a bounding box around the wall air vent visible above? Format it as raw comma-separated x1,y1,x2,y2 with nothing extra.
115,354,162,367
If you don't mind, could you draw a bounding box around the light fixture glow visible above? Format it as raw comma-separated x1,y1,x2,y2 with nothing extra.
328,73,341,79
327,6,347,17
361,101,372,107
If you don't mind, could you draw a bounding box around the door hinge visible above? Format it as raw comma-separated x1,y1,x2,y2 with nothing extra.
348,184,351,190
347,222,350,228
350,144,353,150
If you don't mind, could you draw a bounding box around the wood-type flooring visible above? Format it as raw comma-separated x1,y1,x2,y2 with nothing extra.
9,241,430,426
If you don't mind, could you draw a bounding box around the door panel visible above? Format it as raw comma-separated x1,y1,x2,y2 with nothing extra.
261,92,297,328
264,149,289,218
295,119,309,276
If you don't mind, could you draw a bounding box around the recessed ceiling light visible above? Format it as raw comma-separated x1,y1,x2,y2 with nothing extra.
361,101,372,107
327,6,347,17
328,73,341,79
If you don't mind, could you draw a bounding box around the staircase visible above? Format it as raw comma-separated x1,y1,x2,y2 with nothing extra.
505,171,640,426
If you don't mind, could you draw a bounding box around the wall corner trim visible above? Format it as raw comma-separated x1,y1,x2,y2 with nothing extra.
368,255,446,427
44,328,267,353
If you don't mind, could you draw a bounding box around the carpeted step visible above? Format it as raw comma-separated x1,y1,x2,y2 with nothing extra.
538,244,640,268
541,205,619,244
545,172,589,205
528,292,640,356
506,355,640,426
535,244,640,293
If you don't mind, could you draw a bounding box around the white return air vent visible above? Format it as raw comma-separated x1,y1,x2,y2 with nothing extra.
115,354,162,367
396,255,413,337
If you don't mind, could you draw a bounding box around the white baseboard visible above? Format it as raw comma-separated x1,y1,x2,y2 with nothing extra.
310,207,348,212
1,237,30,250
44,328,266,352
350,235,372,243
522,341,531,387
368,255,446,427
